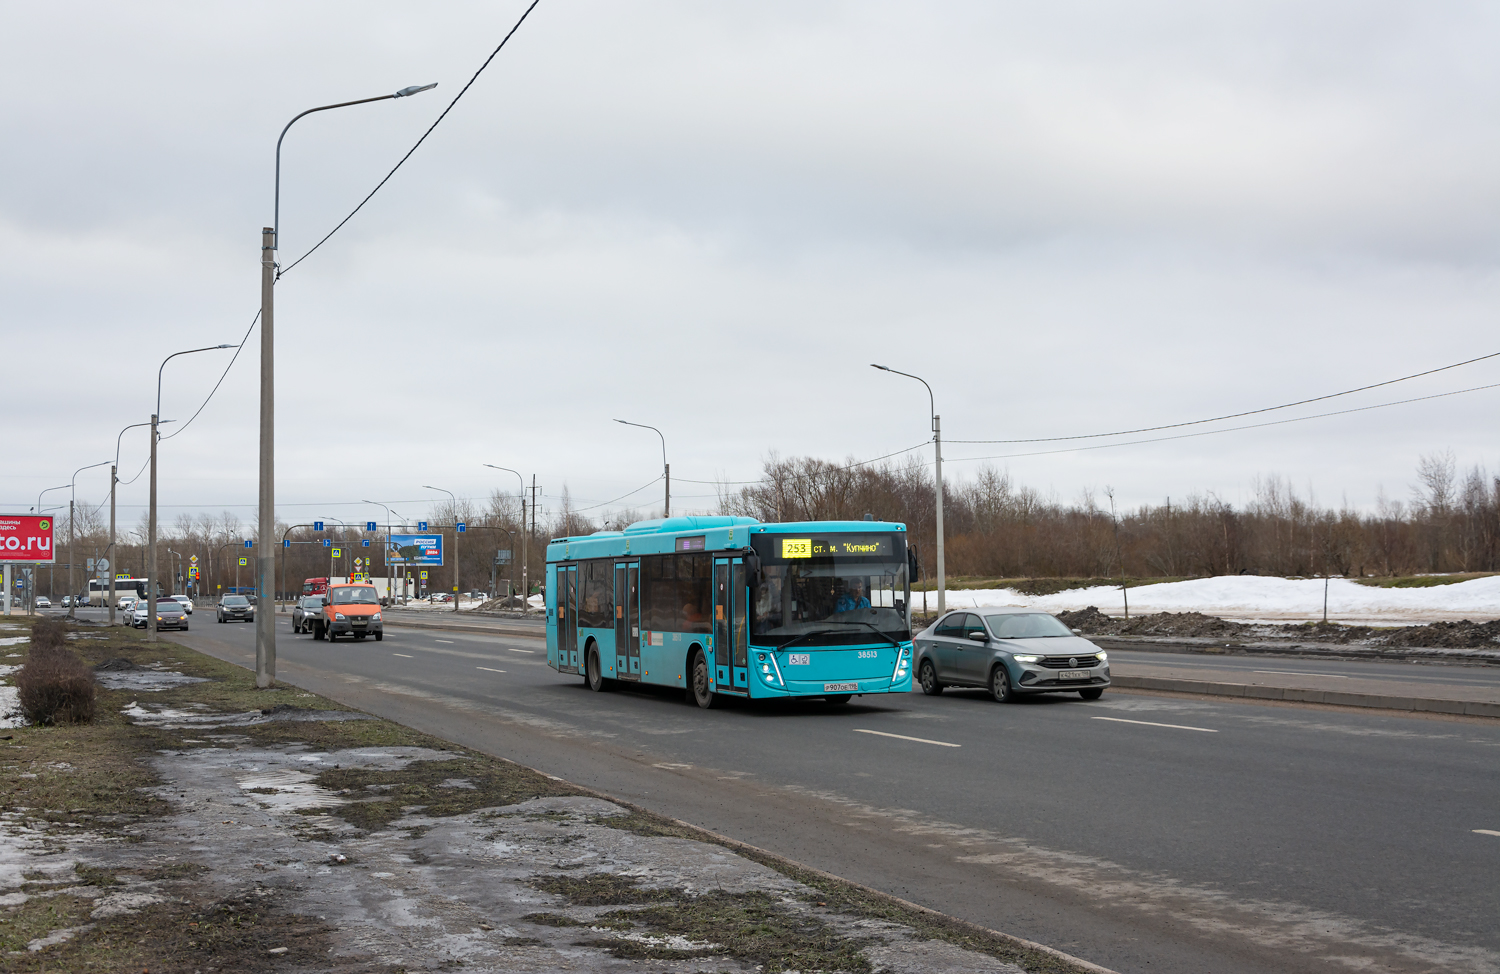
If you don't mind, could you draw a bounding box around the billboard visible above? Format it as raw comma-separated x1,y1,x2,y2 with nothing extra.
0,515,56,563
387,534,444,566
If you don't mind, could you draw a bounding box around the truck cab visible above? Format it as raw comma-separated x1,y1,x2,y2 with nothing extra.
313,583,384,642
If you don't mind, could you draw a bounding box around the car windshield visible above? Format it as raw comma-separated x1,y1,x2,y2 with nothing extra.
222,596,249,606
750,534,909,647
985,612,1074,639
158,603,182,613
300,597,322,607
329,587,379,605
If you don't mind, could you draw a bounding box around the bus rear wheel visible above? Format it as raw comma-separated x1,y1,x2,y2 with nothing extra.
824,694,853,705
585,646,610,692
689,650,717,709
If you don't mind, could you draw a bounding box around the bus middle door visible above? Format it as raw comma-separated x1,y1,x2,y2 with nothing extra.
714,557,749,693
559,565,578,673
615,562,640,680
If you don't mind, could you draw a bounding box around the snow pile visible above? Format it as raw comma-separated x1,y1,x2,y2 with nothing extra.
936,575,1500,624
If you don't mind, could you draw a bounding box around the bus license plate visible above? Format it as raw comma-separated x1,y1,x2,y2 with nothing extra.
1057,670,1088,681
824,682,859,692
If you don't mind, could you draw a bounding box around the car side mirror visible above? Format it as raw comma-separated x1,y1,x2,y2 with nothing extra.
967,631,988,642
1072,628,1082,634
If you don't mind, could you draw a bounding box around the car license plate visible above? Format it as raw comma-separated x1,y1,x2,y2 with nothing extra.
823,682,859,692
1057,670,1089,681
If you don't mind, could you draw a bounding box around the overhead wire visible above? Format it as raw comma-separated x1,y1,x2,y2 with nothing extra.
278,0,544,279
947,350,1499,444
160,311,259,442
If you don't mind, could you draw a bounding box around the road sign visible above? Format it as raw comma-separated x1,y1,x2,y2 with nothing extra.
419,570,429,580
418,521,428,532
190,555,198,564
361,539,370,547
457,522,466,533
332,548,342,558
244,540,253,548
495,549,512,564
323,539,331,548
189,567,199,579
314,521,324,531
283,539,291,548
366,521,377,531
97,558,109,571
239,557,248,567
0,515,55,564
354,557,363,567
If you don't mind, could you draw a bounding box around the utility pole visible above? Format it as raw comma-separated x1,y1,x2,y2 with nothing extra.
148,413,158,642
257,226,275,686
67,498,75,620
871,365,945,614
108,464,116,624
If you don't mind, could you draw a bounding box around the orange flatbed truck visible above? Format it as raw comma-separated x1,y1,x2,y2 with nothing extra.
312,581,384,642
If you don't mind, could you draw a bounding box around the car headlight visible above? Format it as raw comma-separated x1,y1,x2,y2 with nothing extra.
1013,654,1041,663
372,613,381,621
1096,652,1107,661
334,612,346,621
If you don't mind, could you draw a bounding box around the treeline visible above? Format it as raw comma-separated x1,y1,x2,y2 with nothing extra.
713,451,1500,578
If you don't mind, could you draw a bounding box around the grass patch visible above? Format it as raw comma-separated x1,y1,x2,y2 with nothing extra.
311,757,579,832
1351,573,1498,588
530,872,682,906
0,891,96,953
520,911,583,927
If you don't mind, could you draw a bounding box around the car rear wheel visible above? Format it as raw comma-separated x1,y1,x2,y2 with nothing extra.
918,660,944,695
1079,687,1104,701
989,664,1016,703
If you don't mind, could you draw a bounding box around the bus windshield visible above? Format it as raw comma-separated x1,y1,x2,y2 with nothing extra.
750,534,909,647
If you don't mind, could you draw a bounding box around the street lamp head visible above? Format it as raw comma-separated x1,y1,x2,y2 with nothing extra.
394,83,438,98
871,364,890,371
613,419,628,425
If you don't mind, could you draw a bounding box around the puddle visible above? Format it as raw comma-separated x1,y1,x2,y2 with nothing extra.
122,702,375,729
95,670,210,691
238,768,348,813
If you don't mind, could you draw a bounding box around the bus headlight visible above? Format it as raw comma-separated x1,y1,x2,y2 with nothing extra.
890,647,911,684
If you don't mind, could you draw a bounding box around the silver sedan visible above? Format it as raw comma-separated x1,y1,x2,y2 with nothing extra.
913,607,1109,702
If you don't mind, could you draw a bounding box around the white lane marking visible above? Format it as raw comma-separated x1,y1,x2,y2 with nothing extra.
505,648,535,654
392,653,413,658
1475,829,1500,837
476,666,506,674
854,728,961,748
435,639,455,644
1093,716,1218,733
1253,669,1348,679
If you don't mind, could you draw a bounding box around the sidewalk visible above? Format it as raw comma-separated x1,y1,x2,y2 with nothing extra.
1110,656,1500,718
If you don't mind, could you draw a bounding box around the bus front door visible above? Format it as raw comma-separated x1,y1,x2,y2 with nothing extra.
559,565,578,673
615,562,640,680
713,557,749,693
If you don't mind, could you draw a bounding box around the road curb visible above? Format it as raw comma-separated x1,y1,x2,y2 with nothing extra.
1110,675,1500,718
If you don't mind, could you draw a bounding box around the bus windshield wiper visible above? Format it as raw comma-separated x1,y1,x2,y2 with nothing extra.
830,620,904,649
777,629,839,652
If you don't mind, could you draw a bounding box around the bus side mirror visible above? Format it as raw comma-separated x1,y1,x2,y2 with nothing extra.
745,550,761,587
907,547,920,581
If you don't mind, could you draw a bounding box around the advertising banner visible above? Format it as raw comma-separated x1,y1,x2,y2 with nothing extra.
387,534,444,566
0,515,56,563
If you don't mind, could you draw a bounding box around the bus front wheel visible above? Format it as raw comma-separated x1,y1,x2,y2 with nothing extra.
689,650,717,709
585,645,611,692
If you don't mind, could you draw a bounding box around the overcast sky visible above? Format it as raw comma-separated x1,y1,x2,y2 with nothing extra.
5,1,1499,530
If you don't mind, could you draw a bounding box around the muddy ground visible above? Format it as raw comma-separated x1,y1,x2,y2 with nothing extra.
1054,606,1500,650
0,618,1099,974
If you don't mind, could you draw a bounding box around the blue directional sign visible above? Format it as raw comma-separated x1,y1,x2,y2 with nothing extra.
323,539,332,548
314,521,324,532
361,539,370,547
366,521,378,531
282,539,291,548
457,522,466,533
418,521,428,532
244,540,253,548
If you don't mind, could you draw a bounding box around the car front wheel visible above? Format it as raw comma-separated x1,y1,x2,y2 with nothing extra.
1079,687,1104,701
989,664,1016,703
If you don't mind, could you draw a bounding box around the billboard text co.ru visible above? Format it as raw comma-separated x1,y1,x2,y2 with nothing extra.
0,515,56,563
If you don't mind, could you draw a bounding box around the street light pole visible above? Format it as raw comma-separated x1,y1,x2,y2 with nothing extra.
614,420,668,517
361,501,403,605
66,461,110,620
423,486,459,612
482,465,528,605
259,82,438,689
872,364,945,615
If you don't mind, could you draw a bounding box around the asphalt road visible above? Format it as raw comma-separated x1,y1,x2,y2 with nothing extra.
1108,647,1500,691
70,608,1500,974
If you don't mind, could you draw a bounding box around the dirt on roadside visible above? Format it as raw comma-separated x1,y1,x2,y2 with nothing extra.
1054,606,1500,650
0,617,1095,974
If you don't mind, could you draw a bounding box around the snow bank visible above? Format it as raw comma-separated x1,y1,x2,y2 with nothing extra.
927,575,1500,624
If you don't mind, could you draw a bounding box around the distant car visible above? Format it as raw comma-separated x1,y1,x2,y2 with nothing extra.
169,595,194,614
292,595,325,634
34,596,52,609
118,596,138,613
428,593,453,603
132,600,188,631
311,582,383,642
912,607,1110,702
217,595,254,624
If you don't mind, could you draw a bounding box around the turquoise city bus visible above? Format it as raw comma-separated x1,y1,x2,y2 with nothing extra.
546,516,915,707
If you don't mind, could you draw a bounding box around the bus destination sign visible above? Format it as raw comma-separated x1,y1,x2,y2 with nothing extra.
778,536,892,560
